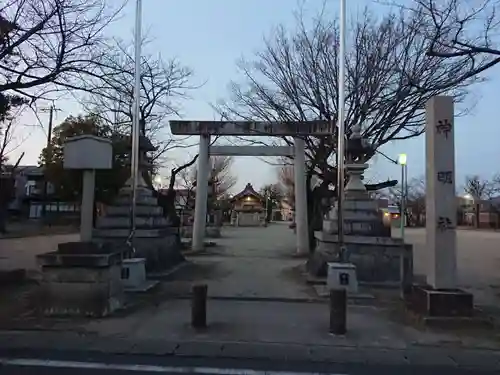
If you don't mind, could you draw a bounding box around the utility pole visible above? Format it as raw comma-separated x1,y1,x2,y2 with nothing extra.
337,0,347,259
129,0,142,241
40,105,58,221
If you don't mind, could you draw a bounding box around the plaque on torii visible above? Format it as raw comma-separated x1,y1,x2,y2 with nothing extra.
169,120,330,136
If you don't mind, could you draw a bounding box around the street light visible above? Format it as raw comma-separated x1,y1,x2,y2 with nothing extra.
398,153,407,241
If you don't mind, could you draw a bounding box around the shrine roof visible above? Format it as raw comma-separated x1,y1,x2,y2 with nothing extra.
231,183,264,201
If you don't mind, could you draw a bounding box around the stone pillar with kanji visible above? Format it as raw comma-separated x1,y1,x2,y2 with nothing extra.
410,96,474,318
425,96,457,289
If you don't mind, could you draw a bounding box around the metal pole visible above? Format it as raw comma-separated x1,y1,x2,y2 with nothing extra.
400,164,405,240
336,0,347,249
130,0,142,239
405,163,408,228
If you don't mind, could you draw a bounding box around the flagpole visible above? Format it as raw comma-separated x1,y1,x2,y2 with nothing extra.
130,0,142,242
336,0,347,256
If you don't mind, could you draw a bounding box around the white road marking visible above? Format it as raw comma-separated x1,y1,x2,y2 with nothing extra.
0,358,348,375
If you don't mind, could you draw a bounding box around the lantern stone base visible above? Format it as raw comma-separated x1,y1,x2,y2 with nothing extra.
180,226,221,239
310,232,413,287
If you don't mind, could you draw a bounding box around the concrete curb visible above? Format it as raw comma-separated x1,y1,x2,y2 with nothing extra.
0,330,499,370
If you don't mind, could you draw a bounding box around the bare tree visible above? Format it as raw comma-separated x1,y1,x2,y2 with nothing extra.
278,165,295,205
81,39,197,165
0,92,28,233
387,177,426,226
406,0,500,88
0,96,28,169
464,175,494,200
216,6,482,250
0,0,123,101
463,174,496,228
217,8,479,189
187,156,237,200
157,153,236,224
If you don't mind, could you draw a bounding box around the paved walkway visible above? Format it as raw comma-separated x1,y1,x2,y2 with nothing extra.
169,223,312,300
0,233,78,275
2,224,500,370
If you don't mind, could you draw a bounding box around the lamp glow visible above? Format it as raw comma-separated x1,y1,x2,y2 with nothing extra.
398,153,407,165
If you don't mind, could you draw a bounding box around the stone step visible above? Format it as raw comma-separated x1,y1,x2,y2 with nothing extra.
93,228,178,239
117,186,153,197
328,210,380,221
105,206,163,217
114,196,158,206
323,220,388,236
314,230,404,246
96,216,169,229
334,199,379,211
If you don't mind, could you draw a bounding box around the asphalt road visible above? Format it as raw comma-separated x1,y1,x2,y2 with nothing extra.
0,351,497,375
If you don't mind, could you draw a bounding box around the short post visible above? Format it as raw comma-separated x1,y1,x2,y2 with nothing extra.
329,288,347,335
191,283,208,329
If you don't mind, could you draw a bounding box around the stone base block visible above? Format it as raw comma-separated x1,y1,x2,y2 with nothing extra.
180,226,221,239
38,264,124,317
409,285,474,317
323,218,391,237
311,232,413,286
93,236,184,273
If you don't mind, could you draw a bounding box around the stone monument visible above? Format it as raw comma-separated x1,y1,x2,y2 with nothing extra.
310,125,413,287
93,135,184,274
36,135,125,317
410,96,473,317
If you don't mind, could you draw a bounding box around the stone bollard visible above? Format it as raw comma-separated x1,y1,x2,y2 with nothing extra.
329,288,347,335
191,284,208,329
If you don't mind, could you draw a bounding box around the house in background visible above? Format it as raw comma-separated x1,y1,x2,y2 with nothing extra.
7,165,79,220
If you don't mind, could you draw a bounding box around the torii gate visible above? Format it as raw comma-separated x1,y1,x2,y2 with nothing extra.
169,120,330,254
